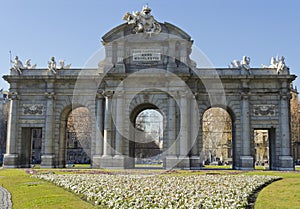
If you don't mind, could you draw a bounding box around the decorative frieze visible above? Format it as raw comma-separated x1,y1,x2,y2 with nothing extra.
23,104,44,115
253,105,276,116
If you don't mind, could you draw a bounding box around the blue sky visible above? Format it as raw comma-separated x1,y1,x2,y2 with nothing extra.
1,0,299,89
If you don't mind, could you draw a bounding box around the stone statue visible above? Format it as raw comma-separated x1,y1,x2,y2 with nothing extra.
241,56,251,70
48,57,57,74
270,57,277,68
262,55,288,73
123,4,161,34
11,56,23,74
229,59,240,68
58,60,72,69
24,59,37,69
276,56,288,73
229,56,251,71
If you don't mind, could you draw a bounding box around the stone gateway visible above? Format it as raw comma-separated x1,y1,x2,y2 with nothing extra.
3,6,296,170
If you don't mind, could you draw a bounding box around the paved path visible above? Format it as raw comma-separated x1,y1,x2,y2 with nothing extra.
0,186,12,209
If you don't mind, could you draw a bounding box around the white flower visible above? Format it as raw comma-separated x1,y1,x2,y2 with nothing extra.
34,173,280,209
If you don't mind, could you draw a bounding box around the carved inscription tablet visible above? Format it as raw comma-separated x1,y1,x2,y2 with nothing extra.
132,49,161,62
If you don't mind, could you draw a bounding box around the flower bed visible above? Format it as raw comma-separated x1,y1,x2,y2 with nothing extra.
34,173,280,208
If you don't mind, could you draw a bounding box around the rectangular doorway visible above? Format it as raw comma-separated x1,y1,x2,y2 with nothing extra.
254,128,275,170
20,128,42,167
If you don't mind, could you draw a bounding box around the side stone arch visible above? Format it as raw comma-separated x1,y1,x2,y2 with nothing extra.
198,103,238,168
56,102,95,168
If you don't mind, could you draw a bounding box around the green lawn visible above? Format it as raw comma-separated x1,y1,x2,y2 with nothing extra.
250,171,300,209
1,168,300,208
0,169,96,209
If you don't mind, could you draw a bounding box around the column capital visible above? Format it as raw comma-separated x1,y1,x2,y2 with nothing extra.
103,91,114,98
168,91,179,100
45,92,55,99
96,89,104,99
115,90,124,97
8,92,19,100
280,93,291,100
178,90,188,98
240,92,249,100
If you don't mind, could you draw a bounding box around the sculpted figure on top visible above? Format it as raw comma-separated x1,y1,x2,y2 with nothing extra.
262,55,289,73
11,56,37,75
58,60,72,69
48,56,57,74
11,56,23,74
24,59,37,69
123,4,161,34
229,56,251,71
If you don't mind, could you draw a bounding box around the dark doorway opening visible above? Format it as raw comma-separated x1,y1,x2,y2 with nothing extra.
20,127,42,167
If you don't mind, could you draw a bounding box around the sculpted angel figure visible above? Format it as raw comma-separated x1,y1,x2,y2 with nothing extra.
24,59,37,69
11,56,23,74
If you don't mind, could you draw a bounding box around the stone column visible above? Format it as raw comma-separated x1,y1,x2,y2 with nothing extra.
41,91,55,168
239,82,253,170
3,92,19,168
92,90,104,168
241,93,250,155
178,91,190,168
103,91,113,157
165,94,178,169
115,91,124,156
189,94,201,168
279,91,294,170
112,90,126,168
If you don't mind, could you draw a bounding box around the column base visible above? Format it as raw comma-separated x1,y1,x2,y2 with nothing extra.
165,156,179,169
239,156,254,170
276,156,294,171
190,156,202,169
97,155,127,169
41,155,55,168
2,154,19,168
92,155,102,168
176,156,190,169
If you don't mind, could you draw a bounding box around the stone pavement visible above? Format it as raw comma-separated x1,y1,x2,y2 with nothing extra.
0,186,12,209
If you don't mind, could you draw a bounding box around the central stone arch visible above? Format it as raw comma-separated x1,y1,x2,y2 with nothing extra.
130,103,164,167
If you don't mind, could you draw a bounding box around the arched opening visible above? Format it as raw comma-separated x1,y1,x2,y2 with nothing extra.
131,106,164,168
202,107,233,168
65,107,92,166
